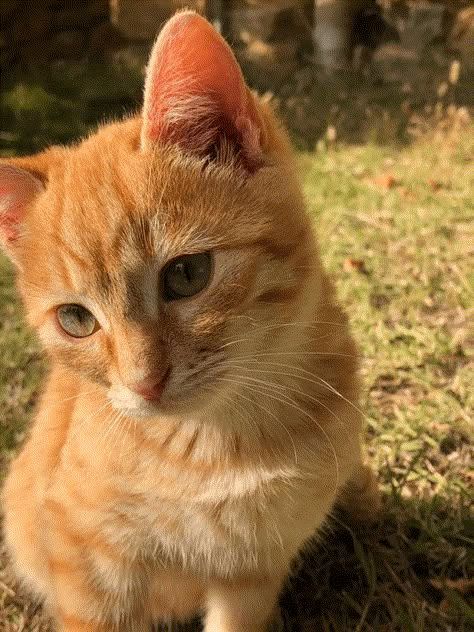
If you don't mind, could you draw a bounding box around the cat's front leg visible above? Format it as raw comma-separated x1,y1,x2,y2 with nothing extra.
204,573,285,632
41,498,149,632
338,462,381,522
53,615,113,632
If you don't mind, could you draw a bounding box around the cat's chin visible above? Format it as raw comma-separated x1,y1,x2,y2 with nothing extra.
108,395,200,419
107,395,169,419
107,383,213,419
111,403,163,418
106,383,166,416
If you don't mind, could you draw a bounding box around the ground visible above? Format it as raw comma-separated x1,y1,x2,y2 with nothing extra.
0,59,473,631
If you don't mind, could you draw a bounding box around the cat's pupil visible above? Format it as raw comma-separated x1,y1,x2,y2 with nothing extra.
162,252,212,301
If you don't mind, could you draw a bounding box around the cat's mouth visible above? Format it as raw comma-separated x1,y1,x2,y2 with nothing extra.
107,371,172,417
129,367,171,403
107,367,219,418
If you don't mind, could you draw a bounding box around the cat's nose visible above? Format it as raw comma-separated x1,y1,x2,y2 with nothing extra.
128,368,170,402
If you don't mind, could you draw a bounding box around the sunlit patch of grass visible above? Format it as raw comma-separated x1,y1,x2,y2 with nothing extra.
297,123,473,630
304,121,473,506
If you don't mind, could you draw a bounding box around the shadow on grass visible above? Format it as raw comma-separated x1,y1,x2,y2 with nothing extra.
153,493,473,632
275,70,473,152
277,494,473,632
2,492,472,632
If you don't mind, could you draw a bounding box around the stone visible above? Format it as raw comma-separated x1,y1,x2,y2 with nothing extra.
226,1,298,41
313,0,368,71
225,0,309,88
388,0,446,52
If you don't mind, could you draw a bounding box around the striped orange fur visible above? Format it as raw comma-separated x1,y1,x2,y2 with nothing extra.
0,11,379,632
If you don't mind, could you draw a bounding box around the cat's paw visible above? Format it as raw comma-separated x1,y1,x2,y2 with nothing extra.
337,464,382,523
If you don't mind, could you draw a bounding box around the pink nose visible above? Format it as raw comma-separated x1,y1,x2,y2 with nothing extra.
128,369,170,402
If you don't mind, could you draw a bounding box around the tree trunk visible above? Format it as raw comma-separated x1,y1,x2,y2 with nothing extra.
313,0,354,70
314,0,376,71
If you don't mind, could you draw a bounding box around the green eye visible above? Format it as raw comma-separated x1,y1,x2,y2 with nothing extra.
57,304,98,338
162,252,212,301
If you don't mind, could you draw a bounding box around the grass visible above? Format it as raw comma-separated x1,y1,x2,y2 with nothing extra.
0,62,143,157
0,64,473,631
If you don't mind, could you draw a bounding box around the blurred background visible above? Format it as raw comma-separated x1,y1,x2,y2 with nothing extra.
0,0,472,151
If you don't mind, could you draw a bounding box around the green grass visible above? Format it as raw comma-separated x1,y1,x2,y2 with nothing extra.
0,62,143,156
0,257,44,478
0,68,473,631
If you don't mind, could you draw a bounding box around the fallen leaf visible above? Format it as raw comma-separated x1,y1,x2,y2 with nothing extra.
429,179,443,191
343,258,367,273
367,174,397,189
399,187,416,200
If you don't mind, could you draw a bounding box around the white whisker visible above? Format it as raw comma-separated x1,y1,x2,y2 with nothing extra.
219,365,351,441
220,358,367,421
215,375,340,489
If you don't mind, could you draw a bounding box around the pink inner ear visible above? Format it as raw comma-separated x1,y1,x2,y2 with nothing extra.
0,164,43,244
142,11,262,166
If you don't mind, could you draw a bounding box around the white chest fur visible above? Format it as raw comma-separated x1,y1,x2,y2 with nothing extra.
112,461,337,579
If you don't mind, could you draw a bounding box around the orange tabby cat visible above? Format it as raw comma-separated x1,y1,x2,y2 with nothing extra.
0,11,379,632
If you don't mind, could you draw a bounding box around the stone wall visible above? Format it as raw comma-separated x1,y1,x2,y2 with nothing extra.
0,0,116,72
2,1,470,78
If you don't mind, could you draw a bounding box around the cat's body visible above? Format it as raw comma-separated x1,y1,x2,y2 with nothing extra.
0,13,378,632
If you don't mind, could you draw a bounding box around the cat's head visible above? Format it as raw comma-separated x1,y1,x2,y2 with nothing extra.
0,12,317,418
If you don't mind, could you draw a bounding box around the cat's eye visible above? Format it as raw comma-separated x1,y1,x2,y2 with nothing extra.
56,304,98,338
162,252,212,301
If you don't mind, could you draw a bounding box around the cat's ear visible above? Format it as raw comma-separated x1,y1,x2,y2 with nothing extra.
0,162,45,259
141,11,265,170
